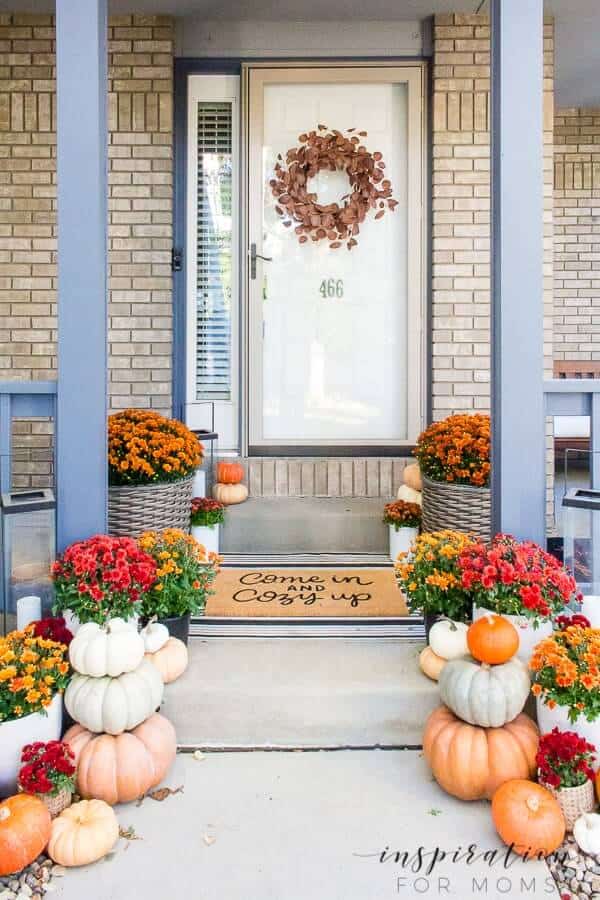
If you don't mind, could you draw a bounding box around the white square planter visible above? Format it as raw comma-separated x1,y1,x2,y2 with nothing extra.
191,523,220,555
389,525,418,563
0,692,63,798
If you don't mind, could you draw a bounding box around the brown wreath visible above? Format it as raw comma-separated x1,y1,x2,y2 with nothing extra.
269,125,397,250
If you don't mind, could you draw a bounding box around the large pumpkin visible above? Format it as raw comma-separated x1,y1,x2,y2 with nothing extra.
423,706,539,801
69,617,145,678
64,713,176,805
467,614,519,665
213,482,248,505
216,461,244,484
492,780,565,857
145,637,188,684
439,657,530,727
47,799,119,867
65,657,164,735
0,794,51,876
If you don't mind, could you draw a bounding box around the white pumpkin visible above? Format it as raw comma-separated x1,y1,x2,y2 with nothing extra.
69,617,144,678
439,657,530,728
428,619,469,661
140,621,170,654
396,484,422,506
65,658,164,735
573,813,600,856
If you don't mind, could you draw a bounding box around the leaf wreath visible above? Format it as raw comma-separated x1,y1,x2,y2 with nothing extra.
269,125,397,250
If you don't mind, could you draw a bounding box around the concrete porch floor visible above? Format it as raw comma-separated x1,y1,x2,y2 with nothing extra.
54,750,556,900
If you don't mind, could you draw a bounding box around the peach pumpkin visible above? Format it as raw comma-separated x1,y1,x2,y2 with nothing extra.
48,799,119,867
403,462,422,492
418,646,446,682
145,637,188,684
64,712,176,805
423,705,539,801
212,482,248,505
0,794,51,876
492,780,565,857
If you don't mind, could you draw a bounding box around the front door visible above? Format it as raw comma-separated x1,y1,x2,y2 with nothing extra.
246,64,426,452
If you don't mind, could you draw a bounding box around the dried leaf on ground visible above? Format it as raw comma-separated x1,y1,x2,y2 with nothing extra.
119,825,141,841
148,785,184,802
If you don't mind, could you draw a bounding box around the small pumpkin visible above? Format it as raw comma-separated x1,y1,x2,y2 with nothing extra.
492,780,565,857
439,657,530,727
65,657,164,735
419,646,446,682
0,794,51,876
573,813,600,856
396,484,422,506
216,461,244,484
467,613,519,665
64,713,177,806
423,706,539,801
213,482,249,505
145,636,188,684
47,799,119,867
140,620,170,654
428,618,469,661
403,462,422,492
69,617,145,678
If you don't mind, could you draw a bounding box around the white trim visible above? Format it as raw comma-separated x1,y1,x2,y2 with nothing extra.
185,74,240,450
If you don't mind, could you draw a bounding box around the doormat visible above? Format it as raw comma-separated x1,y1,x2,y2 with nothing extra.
205,568,409,618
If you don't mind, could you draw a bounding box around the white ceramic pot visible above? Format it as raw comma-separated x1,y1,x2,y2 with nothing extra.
473,605,553,665
0,692,63,798
581,595,600,628
536,696,600,748
62,609,81,635
389,525,418,563
191,523,220,555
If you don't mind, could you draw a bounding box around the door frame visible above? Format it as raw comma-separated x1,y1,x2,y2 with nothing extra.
173,58,430,456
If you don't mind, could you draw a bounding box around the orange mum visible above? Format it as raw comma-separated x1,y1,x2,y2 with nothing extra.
108,409,203,486
414,413,491,487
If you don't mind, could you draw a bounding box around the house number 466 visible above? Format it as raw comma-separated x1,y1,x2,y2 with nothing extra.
319,278,344,299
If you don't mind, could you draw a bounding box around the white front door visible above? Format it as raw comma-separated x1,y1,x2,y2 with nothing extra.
246,64,426,449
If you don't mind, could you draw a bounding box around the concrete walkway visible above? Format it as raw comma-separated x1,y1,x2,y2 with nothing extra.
161,638,439,748
54,750,556,900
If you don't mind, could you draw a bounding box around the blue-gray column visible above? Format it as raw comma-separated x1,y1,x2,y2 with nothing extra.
56,0,108,550
490,0,545,543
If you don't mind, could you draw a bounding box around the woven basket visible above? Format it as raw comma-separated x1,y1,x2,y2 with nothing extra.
18,786,72,819
545,778,595,831
422,475,491,541
108,474,194,538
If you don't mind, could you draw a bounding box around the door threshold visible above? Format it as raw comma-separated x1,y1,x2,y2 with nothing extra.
190,616,424,639
221,552,392,567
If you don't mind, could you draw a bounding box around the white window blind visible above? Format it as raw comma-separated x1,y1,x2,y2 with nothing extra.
196,101,233,401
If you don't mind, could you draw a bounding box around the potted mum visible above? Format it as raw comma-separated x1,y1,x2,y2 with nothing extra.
536,728,597,830
138,528,220,645
108,409,203,537
383,500,421,562
18,740,76,819
395,529,477,638
190,497,225,555
52,535,157,630
460,533,578,663
0,627,70,796
531,625,600,748
414,413,491,539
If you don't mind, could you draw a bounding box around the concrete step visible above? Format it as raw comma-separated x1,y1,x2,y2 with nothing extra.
162,637,438,748
221,497,390,554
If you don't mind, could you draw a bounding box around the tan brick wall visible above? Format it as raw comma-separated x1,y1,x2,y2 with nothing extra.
554,108,600,361
0,13,173,410
432,14,554,418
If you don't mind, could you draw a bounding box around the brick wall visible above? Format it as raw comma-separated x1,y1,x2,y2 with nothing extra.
554,108,600,361
431,14,555,418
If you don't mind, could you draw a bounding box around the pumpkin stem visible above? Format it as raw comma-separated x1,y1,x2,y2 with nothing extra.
439,616,457,631
0,808,10,822
525,796,540,814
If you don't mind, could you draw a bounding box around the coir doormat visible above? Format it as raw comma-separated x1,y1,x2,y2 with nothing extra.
205,567,409,618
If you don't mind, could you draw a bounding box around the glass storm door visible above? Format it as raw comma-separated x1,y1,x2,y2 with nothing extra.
247,65,425,449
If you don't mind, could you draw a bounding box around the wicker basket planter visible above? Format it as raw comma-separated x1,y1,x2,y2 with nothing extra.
422,476,491,541
40,787,72,819
108,474,195,538
545,779,596,831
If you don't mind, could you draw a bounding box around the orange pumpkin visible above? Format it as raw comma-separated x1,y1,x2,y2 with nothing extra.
64,712,176,806
145,637,188,684
492,780,565,857
0,794,51,876
216,461,244,484
423,705,539,801
467,613,519,665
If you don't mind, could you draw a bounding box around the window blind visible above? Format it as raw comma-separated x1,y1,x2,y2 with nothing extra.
196,101,233,401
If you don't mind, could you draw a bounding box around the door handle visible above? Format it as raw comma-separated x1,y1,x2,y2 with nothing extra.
250,242,272,280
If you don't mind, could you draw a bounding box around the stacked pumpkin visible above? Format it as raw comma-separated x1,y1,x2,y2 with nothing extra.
142,620,189,685
419,617,469,681
213,460,248,505
397,461,422,507
63,618,177,805
423,613,567,857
